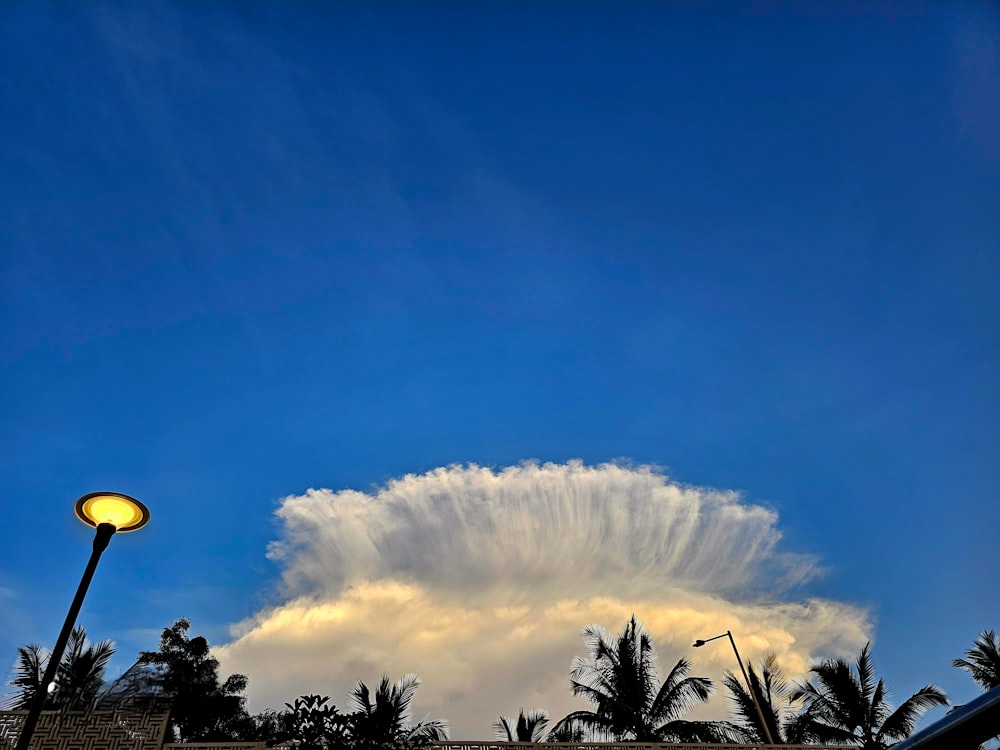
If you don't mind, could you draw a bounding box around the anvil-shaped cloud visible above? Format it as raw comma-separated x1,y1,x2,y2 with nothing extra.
218,462,870,738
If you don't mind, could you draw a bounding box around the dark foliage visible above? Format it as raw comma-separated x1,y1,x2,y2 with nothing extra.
790,642,948,750
550,615,741,743
281,694,351,750
259,676,446,750
53,627,116,711
954,630,1000,692
5,627,114,712
349,674,447,750
495,709,549,742
723,652,798,744
138,618,252,742
5,644,46,711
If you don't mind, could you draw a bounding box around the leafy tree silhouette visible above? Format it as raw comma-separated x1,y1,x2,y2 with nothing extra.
138,618,252,742
283,694,351,750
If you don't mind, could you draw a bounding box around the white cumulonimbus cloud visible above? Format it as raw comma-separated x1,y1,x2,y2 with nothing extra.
217,461,871,739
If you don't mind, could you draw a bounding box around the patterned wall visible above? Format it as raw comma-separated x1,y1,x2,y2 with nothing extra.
0,703,171,750
0,714,855,750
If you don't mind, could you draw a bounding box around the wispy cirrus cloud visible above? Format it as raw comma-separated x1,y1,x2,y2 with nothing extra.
218,462,870,738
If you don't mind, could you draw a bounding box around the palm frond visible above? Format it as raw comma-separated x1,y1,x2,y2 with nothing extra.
351,673,446,745
723,670,759,729
649,671,712,723
656,718,745,743
555,615,713,741
495,708,548,742
494,715,515,741
856,642,877,701
407,718,448,741
54,627,115,710
791,644,948,749
876,684,948,743
6,644,48,710
549,709,615,741
724,665,782,743
350,679,374,716
807,657,865,731
953,630,1000,691
759,653,788,702
867,677,890,734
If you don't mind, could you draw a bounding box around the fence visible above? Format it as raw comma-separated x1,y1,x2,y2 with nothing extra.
0,712,860,750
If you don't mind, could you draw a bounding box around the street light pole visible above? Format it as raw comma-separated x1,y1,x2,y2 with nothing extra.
14,493,149,750
693,630,776,746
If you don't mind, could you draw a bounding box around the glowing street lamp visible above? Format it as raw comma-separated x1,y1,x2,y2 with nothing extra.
693,630,776,746
15,493,149,750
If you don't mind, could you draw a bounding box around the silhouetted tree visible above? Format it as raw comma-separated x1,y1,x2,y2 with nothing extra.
550,615,739,743
138,618,252,742
790,643,948,750
281,694,350,750
52,626,115,711
5,644,46,710
349,674,447,750
494,709,549,741
954,630,1000,692
5,627,114,711
723,652,804,745
243,706,295,747
952,630,1000,749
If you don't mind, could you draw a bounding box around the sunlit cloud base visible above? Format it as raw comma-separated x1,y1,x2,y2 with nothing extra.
218,462,871,738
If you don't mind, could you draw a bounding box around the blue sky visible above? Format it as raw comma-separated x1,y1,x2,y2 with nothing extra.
1,0,998,739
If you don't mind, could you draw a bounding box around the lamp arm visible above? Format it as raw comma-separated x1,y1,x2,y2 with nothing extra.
14,523,116,750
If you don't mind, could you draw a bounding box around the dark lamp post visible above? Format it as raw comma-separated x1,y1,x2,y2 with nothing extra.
15,493,149,750
693,629,776,746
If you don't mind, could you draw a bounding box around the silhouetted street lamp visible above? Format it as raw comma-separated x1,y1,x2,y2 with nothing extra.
15,493,150,750
693,630,776,746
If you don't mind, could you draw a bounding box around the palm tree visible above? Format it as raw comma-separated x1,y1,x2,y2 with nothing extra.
494,709,549,742
350,674,447,750
790,643,948,750
52,626,116,711
5,644,47,710
952,630,1000,750
550,615,739,743
724,652,800,744
5,627,115,712
953,630,1000,692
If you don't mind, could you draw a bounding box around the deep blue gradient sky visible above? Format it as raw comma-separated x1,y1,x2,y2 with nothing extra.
2,0,998,732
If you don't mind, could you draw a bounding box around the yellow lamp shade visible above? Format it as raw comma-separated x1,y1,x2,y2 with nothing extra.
75,492,150,532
